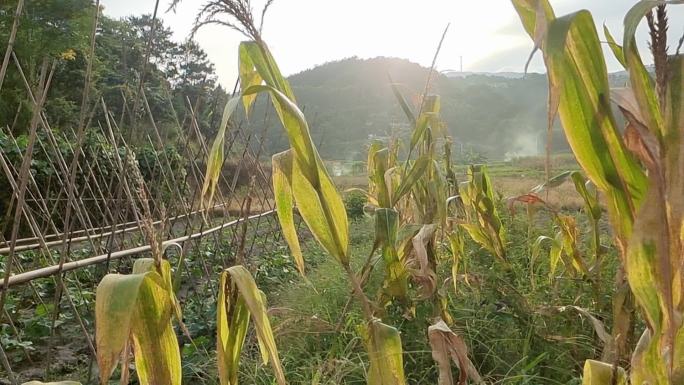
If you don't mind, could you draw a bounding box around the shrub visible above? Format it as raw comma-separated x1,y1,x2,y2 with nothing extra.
344,190,366,221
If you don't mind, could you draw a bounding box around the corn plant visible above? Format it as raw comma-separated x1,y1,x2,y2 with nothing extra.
196,2,410,384
458,165,507,263
217,266,285,385
532,170,604,269
513,0,684,382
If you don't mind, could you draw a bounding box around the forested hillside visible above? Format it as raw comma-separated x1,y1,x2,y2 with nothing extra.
0,1,228,144
281,57,555,160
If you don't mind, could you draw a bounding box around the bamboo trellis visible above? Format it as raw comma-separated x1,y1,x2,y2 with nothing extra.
0,1,305,383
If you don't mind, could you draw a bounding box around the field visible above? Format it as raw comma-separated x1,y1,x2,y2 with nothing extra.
0,1,682,385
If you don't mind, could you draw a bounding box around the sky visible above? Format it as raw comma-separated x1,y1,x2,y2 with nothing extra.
101,0,684,88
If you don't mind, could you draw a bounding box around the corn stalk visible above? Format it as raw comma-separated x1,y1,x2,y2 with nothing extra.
512,0,684,382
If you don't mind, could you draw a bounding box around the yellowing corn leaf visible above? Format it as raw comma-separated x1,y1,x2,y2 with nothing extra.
244,84,349,264
582,360,626,385
95,259,181,385
236,41,351,267
201,96,241,208
217,270,251,385
513,3,647,246
95,273,145,383
428,319,483,385
448,231,467,291
358,320,407,385
219,266,286,385
375,208,409,299
129,261,181,385
272,150,304,275
238,43,263,117
291,155,349,264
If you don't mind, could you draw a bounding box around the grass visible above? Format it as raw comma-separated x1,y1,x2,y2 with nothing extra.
232,196,618,384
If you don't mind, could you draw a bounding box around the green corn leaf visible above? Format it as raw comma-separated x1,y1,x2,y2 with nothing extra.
375,208,408,298
665,54,683,136
603,25,625,68
582,360,627,385
272,150,305,275
238,41,295,101
530,170,572,193
390,82,416,125
220,266,286,385
543,10,647,241
358,321,407,385
448,232,465,292
571,172,601,221
630,329,669,384
549,234,563,281
202,96,241,207
460,223,495,256
409,95,440,152
391,157,431,206
511,0,555,38
531,235,555,272
370,146,391,207
625,186,666,339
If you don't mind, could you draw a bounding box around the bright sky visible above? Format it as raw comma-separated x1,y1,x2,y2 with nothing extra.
101,0,684,88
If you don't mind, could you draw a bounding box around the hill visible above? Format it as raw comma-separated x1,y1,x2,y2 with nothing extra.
262,57,558,161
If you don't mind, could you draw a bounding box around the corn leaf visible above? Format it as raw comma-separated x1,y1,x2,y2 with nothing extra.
622,1,683,137
603,25,625,68
390,82,416,125
412,224,437,297
244,84,349,263
201,96,241,207
221,266,286,385
448,232,466,291
130,263,182,385
511,0,555,38
375,208,408,298
391,157,431,206
95,259,180,385
271,150,305,275
217,270,251,385
530,170,572,193
428,319,483,385
582,360,627,385
359,320,407,385
238,43,263,117
95,273,146,383
543,10,647,242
